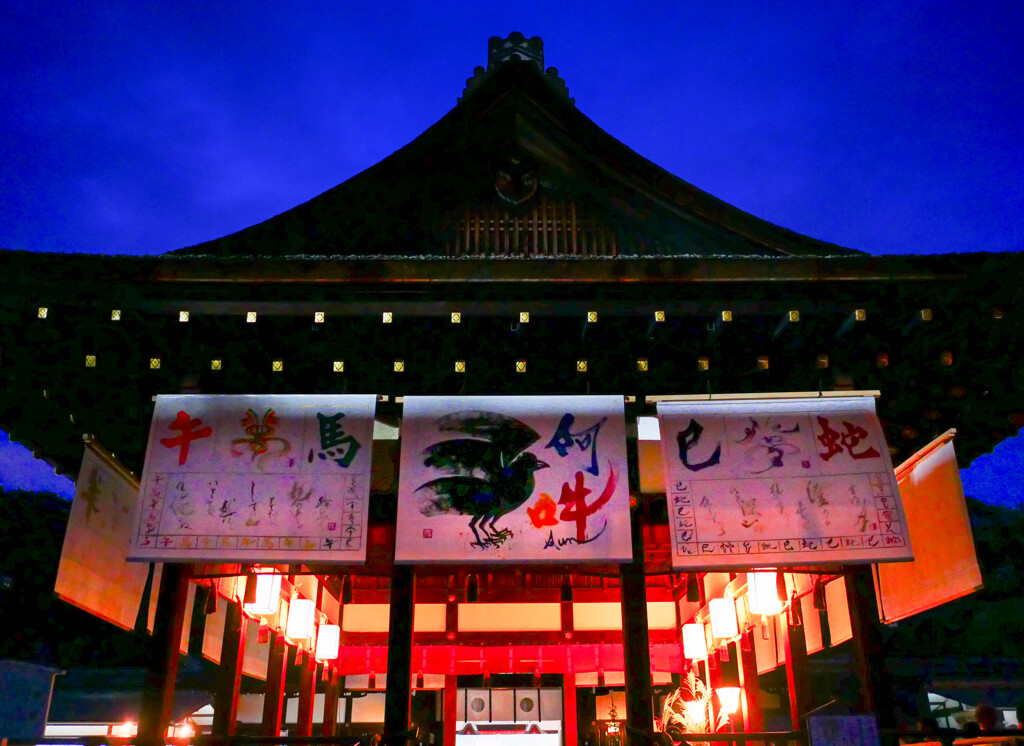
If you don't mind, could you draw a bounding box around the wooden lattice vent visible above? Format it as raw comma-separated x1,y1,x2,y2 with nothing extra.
445,195,619,257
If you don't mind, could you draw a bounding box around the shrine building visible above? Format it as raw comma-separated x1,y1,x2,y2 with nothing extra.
2,32,1023,746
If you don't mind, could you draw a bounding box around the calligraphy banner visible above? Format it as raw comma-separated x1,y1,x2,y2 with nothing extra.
874,431,982,623
395,395,631,563
657,396,912,569
129,394,377,563
56,440,160,631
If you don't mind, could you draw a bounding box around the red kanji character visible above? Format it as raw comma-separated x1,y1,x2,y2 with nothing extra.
160,410,213,465
558,466,617,542
817,416,880,461
816,416,844,461
839,421,880,459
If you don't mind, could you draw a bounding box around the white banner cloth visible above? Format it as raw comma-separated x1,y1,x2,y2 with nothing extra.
56,441,160,631
395,396,631,563
657,396,911,569
129,394,376,563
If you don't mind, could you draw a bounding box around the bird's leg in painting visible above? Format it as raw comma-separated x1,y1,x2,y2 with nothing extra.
487,515,512,544
469,514,486,544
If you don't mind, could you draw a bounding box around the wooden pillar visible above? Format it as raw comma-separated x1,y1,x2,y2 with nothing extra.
844,566,890,722
384,565,415,743
736,633,764,743
619,509,654,744
295,650,318,737
782,612,809,730
138,564,190,746
708,650,724,690
443,674,458,746
212,600,248,736
323,667,341,736
262,630,288,736
564,673,578,746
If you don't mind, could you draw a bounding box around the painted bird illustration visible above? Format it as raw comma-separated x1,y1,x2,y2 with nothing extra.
417,410,549,545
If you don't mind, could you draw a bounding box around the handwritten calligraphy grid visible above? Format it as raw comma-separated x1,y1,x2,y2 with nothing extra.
136,472,367,553
671,471,903,557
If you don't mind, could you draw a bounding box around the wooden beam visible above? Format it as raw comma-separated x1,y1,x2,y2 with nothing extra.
647,390,880,403
212,600,247,736
137,564,189,746
403,628,682,648
261,630,288,736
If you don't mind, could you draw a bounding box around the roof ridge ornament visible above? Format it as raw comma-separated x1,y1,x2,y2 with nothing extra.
488,32,544,72
461,33,573,105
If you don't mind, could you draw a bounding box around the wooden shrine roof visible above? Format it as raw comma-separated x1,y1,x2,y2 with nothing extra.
174,54,860,260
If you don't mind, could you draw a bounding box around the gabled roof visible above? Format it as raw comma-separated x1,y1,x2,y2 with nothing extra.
177,38,859,259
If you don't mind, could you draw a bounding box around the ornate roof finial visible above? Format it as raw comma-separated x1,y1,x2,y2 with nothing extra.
487,32,544,72
461,33,573,105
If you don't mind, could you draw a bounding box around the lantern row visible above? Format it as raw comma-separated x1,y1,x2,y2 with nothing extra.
41,307,1012,324
73,351,958,372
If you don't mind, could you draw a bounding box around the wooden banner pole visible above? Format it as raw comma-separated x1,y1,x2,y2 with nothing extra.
137,563,189,746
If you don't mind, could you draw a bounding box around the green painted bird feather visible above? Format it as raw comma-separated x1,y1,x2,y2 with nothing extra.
417,410,548,544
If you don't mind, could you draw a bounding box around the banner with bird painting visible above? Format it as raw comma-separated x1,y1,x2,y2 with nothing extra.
129,394,377,563
395,395,632,563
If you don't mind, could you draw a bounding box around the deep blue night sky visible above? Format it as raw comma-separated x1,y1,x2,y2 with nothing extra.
1,2,1022,504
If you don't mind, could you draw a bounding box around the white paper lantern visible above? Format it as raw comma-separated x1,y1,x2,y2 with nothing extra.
243,570,282,617
682,622,708,660
315,623,340,661
286,598,316,641
747,571,784,616
709,597,739,640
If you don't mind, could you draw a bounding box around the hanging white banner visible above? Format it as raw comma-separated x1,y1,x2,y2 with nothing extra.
129,394,376,563
395,395,631,563
657,396,912,569
56,440,160,631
